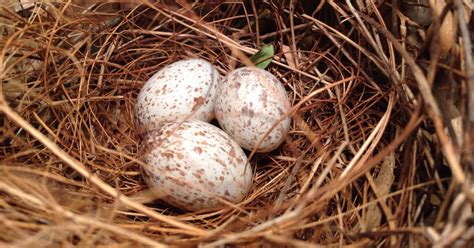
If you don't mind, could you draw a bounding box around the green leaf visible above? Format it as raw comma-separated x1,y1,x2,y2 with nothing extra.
249,44,274,69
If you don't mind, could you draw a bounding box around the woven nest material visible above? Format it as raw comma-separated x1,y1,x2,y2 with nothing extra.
0,1,473,247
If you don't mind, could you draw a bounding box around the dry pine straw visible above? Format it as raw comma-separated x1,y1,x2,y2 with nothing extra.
0,1,472,247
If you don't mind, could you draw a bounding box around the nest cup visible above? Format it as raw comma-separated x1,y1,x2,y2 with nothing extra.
0,1,472,247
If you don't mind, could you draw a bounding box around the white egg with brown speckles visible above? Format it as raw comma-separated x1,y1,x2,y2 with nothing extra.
141,120,253,211
215,67,291,152
135,59,221,134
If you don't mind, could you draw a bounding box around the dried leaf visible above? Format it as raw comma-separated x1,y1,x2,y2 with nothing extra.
281,45,297,70
401,0,431,27
249,44,274,69
431,0,457,57
374,153,395,196
1,0,27,12
364,153,395,231
2,55,43,102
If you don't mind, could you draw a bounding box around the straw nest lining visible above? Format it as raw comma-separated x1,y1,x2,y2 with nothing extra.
0,1,472,247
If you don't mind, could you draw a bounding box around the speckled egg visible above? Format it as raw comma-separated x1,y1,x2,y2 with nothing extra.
135,58,221,134
215,67,291,152
141,120,253,211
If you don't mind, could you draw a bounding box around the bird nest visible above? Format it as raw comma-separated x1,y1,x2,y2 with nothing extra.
1,1,473,247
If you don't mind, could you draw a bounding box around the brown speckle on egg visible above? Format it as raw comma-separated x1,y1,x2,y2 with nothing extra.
191,96,205,112
193,147,203,154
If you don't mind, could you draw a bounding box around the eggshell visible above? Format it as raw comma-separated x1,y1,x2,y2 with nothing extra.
141,120,253,211
215,67,291,152
135,59,221,134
